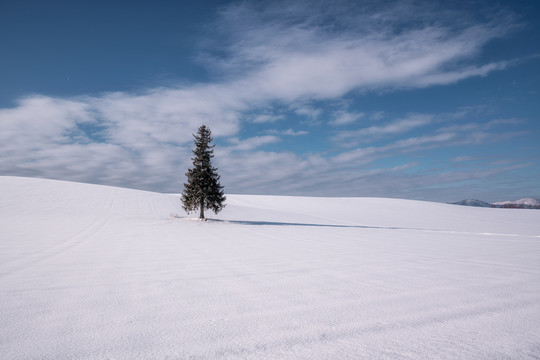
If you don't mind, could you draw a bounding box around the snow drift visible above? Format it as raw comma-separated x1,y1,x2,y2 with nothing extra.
1,176,540,359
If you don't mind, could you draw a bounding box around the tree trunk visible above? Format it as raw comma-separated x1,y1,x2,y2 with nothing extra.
199,198,205,220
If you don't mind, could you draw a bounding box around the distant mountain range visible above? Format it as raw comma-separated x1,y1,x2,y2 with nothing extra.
452,198,540,209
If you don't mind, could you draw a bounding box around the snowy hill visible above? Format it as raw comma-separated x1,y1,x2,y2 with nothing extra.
493,197,540,207
451,199,492,207
1,176,540,359
453,197,540,209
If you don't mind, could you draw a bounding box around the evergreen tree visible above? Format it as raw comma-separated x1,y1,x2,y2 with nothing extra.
181,125,226,219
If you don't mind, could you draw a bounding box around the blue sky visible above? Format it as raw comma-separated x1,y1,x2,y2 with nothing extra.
1,0,539,202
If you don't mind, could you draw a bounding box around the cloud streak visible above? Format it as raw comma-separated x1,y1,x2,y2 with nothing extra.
332,114,434,144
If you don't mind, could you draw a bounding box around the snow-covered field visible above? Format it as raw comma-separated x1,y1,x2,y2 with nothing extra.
1,176,540,359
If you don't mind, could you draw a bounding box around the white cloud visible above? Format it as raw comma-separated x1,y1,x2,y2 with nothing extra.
282,129,309,136
251,114,284,123
329,111,364,126
436,117,526,134
226,135,281,151
267,128,309,136
332,114,434,144
368,115,434,135
452,156,477,162
293,105,322,119
208,1,514,103
0,91,243,192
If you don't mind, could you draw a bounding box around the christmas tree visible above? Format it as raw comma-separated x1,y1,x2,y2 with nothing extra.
181,125,226,219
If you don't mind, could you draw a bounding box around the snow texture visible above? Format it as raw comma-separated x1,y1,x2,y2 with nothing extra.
1,176,540,359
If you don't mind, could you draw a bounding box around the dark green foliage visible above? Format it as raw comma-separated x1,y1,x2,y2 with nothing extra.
181,125,226,219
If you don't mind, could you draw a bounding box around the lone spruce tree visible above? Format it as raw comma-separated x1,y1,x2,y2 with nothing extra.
181,125,226,219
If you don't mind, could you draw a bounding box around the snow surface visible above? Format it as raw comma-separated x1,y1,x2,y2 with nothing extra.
1,176,540,359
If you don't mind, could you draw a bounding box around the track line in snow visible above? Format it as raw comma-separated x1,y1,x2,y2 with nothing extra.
202,295,540,359
0,217,109,279
207,218,540,240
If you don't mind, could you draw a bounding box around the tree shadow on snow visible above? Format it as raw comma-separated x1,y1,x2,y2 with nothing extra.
210,219,407,230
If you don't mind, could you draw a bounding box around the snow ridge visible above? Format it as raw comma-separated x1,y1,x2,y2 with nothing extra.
452,199,492,207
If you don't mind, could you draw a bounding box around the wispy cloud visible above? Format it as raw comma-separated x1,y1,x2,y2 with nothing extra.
452,155,478,163
205,0,515,102
226,135,280,151
251,114,284,123
332,114,434,144
329,111,365,126
267,129,309,136
293,105,323,120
